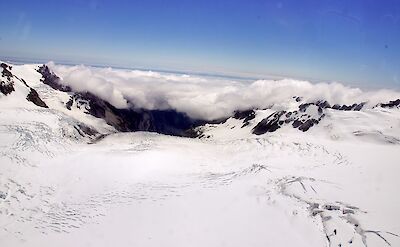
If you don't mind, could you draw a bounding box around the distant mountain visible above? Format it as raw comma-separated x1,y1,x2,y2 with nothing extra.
1,62,400,141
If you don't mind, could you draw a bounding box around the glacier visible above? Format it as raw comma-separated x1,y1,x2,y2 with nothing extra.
1,62,400,247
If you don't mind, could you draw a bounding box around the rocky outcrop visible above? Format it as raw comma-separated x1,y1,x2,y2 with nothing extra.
295,118,319,132
300,100,365,112
1,63,13,79
1,63,48,108
0,80,14,95
1,63,15,95
37,65,71,92
294,96,303,102
26,88,48,108
66,92,199,137
376,99,400,108
253,103,326,135
299,100,330,112
252,111,286,135
331,103,365,111
252,98,371,135
233,109,256,127
74,123,99,137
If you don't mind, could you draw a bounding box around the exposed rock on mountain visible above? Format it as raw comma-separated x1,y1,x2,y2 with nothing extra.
37,65,72,92
66,91,198,137
1,63,15,95
294,96,303,102
74,123,99,137
299,100,330,111
233,109,256,127
331,102,365,111
1,63,49,109
5,63,400,139
377,99,400,108
252,99,369,135
0,80,14,96
26,88,48,108
253,103,325,135
1,63,13,79
300,100,365,112
253,111,286,135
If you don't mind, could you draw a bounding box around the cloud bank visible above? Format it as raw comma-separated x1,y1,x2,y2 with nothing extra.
48,62,400,120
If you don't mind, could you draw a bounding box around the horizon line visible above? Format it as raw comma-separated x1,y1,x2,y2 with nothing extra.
1,55,396,91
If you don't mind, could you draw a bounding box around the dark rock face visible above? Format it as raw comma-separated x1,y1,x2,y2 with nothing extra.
297,119,319,132
252,111,286,135
252,103,326,135
252,98,370,135
233,109,256,127
1,63,13,79
233,109,255,120
74,123,99,137
316,100,331,109
0,80,14,95
301,100,364,112
1,63,9,69
26,88,48,108
0,63,13,81
65,97,73,110
68,92,199,137
353,103,365,111
37,65,71,92
1,63,15,95
378,99,400,108
331,103,365,111
295,96,303,102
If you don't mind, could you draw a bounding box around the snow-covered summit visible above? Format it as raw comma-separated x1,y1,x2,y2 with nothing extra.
2,62,400,141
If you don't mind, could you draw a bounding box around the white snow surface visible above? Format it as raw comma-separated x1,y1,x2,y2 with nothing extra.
1,62,400,247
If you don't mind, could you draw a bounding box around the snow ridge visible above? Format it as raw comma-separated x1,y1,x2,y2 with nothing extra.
1,62,400,247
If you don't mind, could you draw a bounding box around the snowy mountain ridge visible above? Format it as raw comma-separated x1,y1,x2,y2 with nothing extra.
1,61,399,140
1,62,400,247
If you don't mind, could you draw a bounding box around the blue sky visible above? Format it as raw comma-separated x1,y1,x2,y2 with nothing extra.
0,0,400,87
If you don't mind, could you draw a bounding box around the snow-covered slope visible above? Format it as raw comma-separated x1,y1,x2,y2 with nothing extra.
1,62,400,247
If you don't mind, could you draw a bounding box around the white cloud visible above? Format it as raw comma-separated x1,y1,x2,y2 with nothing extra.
48,62,400,120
